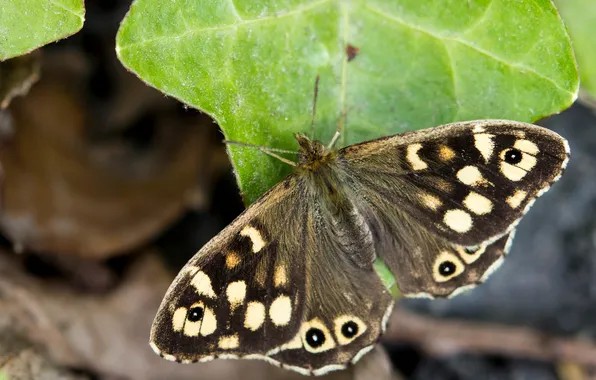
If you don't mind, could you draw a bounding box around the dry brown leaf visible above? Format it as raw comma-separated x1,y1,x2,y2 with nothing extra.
0,59,220,258
0,328,88,380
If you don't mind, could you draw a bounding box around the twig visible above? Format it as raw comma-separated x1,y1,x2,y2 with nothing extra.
385,307,596,367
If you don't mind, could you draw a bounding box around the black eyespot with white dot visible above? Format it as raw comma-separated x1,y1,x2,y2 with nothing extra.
503,148,523,164
341,321,359,338
305,328,326,348
438,261,456,277
187,306,204,322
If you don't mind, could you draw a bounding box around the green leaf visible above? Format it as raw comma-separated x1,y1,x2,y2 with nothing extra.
554,0,596,100
116,0,578,205
0,0,85,60
373,258,400,297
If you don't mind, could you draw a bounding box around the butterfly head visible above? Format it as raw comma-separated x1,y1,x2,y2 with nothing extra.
295,133,333,170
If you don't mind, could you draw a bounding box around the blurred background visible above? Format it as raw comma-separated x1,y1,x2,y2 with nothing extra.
0,1,595,380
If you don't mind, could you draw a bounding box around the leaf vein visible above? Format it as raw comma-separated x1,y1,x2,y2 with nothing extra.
363,3,574,97
118,0,330,52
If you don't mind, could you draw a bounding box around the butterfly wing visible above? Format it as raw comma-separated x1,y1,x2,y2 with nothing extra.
339,120,568,297
340,120,569,247
150,174,394,375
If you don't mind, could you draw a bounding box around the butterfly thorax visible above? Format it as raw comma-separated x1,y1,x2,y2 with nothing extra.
294,134,344,211
295,134,337,171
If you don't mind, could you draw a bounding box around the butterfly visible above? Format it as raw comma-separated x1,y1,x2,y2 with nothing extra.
150,119,569,376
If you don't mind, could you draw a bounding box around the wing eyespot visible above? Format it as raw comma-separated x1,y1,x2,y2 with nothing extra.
300,319,336,353
342,321,358,338
181,302,218,337
503,148,523,164
439,261,456,275
432,251,465,283
499,146,537,181
333,315,367,345
305,328,326,348
188,306,204,322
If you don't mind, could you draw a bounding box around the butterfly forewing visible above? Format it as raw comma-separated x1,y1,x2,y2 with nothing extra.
150,178,304,361
340,120,569,247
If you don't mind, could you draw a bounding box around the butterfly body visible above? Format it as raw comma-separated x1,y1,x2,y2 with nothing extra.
151,120,569,375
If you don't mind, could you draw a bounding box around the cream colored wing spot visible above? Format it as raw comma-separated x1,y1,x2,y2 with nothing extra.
333,315,367,345
438,145,456,161
226,281,246,309
406,143,428,170
474,133,495,162
190,271,216,298
500,162,527,181
182,302,218,337
240,225,266,253
443,209,473,233
456,165,488,187
226,252,241,269
517,154,537,171
463,192,493,215
456,244,487,264
172,307,187,332
199,306,217,336
244,301,266,331
473,124,486,133
420,192,442,211
274,265,287,288
269,295,292,327
507,190,528,209
432,251,465,282
514,139,539,154
300,318,336,353
513,130,526,138
218,335,239,350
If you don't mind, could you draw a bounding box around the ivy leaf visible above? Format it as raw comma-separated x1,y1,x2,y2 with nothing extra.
554,0,596,101
0,0,85,60
116,0,578,205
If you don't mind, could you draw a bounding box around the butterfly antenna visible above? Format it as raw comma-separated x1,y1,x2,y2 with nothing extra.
327,107,349,149
223,140,298,167
310,75,320,140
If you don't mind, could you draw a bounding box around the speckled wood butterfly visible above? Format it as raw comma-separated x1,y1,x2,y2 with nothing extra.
150,118,569,375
